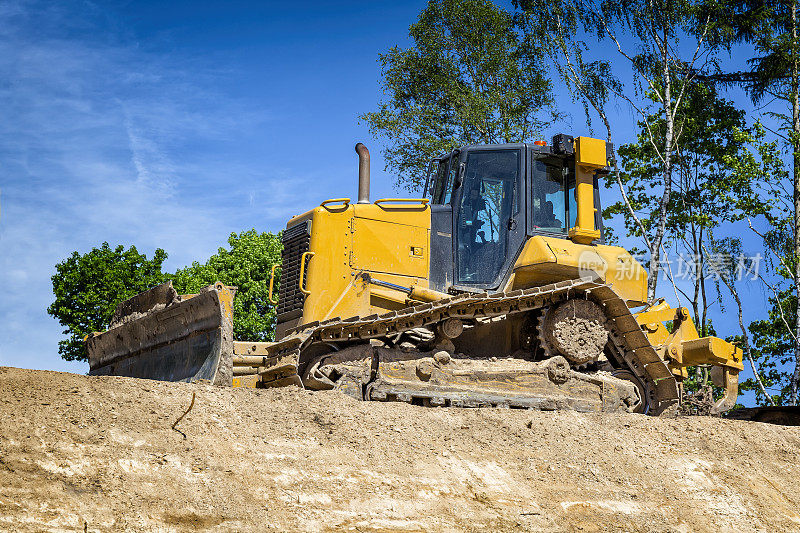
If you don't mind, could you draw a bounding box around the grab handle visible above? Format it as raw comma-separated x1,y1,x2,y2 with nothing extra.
373,198,429,206
320,198,351,208
298,252,315,295
268,264,281,305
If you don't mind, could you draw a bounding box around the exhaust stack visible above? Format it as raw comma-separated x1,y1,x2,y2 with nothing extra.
355,142,370,204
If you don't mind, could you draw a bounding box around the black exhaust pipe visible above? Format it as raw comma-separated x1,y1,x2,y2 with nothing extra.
355,142,370,204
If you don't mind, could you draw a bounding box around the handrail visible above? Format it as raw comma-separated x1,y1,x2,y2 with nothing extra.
298,252,315,295
268,264,281,305
373,198,430,206
320,198,351,208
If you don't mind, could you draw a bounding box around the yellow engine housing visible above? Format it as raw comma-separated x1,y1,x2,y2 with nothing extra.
275,199,433,339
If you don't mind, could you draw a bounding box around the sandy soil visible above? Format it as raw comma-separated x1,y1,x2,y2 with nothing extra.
1,365,799,532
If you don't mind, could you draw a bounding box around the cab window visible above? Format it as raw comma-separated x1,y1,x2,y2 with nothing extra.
531,155,573,232
431,156,457,204
456,150,519,284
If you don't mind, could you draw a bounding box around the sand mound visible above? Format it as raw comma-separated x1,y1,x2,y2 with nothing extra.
1,366,799,532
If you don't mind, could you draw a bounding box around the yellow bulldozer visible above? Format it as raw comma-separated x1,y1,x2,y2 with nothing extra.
86,135,744,416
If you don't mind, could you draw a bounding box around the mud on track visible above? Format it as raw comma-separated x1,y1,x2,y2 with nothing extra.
0,366,799,532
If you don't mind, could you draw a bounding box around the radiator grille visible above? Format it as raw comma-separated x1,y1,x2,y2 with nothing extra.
277,220,311,321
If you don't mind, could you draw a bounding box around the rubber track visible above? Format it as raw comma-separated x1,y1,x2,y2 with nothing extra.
260,276,680,415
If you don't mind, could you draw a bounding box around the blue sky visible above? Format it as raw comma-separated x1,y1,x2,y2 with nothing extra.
0,0,782,402
0,0,428,373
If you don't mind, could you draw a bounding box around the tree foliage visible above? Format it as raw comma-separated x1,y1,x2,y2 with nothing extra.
705,0,800,404
47,243,167,362
724,124,798,404
170,230,282,343
49,230,283,363
705,0,800,105
747,288,798,405
518,0,725,302
361,0,556,191
611,82,751,332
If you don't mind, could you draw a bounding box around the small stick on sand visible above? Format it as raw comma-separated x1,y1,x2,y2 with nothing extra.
172,392,196,439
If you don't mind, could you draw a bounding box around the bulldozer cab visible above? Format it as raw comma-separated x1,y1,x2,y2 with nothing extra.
425,139,603,292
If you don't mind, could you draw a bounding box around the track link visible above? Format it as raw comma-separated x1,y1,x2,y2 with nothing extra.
259,276,680,415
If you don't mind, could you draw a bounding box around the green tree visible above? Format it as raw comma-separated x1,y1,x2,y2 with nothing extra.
719,0,800,404
47,243,167,362
170,229,282,342
722,123,797,404
517,0,727,301
361,0,556,191
611,82,751,335
703,237,776,406
747,289,798,404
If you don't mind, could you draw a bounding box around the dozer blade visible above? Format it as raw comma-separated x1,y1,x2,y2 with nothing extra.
86,281,236,386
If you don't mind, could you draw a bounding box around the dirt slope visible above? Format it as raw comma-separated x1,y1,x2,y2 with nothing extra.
0,366,799,532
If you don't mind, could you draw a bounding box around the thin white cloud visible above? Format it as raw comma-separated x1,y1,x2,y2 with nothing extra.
0,0,316,372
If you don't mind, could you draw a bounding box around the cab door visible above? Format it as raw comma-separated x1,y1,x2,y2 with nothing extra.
452,147,526,291
427,154,458,292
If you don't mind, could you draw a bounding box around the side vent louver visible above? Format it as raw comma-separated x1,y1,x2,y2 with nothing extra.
276,220,312,323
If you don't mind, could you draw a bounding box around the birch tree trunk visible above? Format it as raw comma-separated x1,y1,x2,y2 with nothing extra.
791,0,800,405
648,29,675,302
